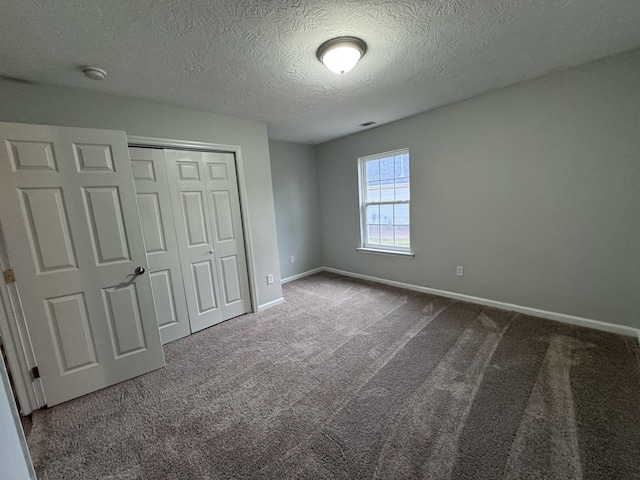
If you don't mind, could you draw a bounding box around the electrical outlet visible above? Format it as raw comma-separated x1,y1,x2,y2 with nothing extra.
456,266,464,277
290,255,295,263
267,274,274,284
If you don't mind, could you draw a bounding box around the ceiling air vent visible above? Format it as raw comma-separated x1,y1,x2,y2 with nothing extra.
359,121,376,127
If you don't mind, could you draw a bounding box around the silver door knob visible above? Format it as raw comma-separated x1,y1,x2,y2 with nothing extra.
208,250,214,254
134,266,146,275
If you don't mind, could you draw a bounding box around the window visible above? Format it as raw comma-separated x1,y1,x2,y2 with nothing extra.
358,148,411,254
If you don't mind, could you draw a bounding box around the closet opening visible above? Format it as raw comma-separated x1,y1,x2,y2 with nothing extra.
128,138,255,345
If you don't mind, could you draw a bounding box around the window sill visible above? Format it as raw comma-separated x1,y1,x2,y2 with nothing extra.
356,247,415,258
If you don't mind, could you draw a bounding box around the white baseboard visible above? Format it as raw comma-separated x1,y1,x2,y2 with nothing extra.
281,267,324,284
257,297,285,312
323,267,640,342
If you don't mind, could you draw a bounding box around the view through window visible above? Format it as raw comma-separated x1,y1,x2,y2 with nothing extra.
359,149,410,252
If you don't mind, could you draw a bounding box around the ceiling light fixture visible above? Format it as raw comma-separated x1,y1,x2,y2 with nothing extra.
316,36,367,74
81,66,107,80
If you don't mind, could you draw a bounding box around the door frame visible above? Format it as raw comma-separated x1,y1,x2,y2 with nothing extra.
127,136,257,316
0,224,47,414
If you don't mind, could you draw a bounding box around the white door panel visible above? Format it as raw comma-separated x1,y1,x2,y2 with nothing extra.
45,292,97,372
149,270,180,327
130,147,191,344
204,152,251,319
137,193,166,253
192,259,219,313
18,187,77,272
220,255,242,303
181,191,209,246
165,150,224,332
83,186,131,264
165,149,251,331
0,123,165,407
103,283,147,356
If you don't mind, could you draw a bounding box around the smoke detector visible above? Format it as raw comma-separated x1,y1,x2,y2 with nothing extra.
81,66,107,81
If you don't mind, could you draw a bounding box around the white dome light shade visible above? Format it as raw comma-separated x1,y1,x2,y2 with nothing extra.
322,46,362,74
317,37,367,74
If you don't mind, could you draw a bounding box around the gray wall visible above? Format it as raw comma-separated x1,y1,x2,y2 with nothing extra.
316,50,640,328
0,81,283,307
269,140,322,280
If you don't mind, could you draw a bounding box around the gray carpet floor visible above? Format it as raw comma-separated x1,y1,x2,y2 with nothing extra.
27,272,640,479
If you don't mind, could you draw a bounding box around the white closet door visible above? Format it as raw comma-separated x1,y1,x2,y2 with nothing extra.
0,122,164,407
130,147,191,344
165,150,224,332
204,152,251,318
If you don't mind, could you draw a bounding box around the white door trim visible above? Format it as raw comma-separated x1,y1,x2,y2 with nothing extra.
0,225,47,415
127,136,257,314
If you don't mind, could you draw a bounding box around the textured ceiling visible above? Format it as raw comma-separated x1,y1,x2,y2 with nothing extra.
1,0,639,144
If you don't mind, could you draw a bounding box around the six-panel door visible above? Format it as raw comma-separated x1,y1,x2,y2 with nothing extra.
130,147,191,344
204,152,251,319
0,123,165,406
164,149,251,332
165,150,225,332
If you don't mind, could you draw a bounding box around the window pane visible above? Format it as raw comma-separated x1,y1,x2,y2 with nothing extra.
379,204,393,225
366,181,380,202
394,154,409,179
394,204,409,225
380,157,394,180
365,159,379,182
367,224,380,244
380,225,394,245
366,205,380,224
395,181,410,201
380,179,394,201
394,225,410,247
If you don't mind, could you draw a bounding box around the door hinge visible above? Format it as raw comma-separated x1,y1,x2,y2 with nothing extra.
4,268,15,284
30,366,40,379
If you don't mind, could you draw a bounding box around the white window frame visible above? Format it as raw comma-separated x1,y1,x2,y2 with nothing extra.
357,148,413,257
